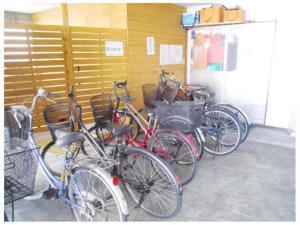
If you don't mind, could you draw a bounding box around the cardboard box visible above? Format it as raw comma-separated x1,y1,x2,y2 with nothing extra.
223,9,246,22
200,7,225,24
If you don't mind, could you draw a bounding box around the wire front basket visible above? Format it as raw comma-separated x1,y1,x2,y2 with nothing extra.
90,93,114,128
43,102,71,141
4,146,39,205
154,101,204,133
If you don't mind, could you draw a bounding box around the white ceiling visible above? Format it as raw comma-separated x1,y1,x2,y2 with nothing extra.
4,3,60,13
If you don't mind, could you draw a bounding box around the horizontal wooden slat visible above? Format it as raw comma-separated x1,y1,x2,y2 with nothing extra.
72,46,101,52
5,66,65,75
5,53,65,60
70,26,126,34
5,60,65,68
71,40,100,45
72,53,101,58
4,46,65,53
4,39,64,45
71,33,100,39
5,89,34,96
5,73,67,82
4,31,63,38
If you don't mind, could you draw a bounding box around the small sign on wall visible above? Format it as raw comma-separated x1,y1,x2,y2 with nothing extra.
105,41,124,56
147,37,155,55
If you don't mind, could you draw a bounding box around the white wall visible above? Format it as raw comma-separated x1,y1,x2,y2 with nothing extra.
187,0,299,130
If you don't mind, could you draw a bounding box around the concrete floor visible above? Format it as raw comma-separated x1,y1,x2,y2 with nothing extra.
5,126,295,221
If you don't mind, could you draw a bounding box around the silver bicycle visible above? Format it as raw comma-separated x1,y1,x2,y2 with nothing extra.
7,88,129,221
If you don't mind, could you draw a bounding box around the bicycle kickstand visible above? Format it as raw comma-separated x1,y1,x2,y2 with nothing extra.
131,192,145,221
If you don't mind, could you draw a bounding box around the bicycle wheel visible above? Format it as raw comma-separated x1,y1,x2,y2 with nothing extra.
119,147,182,219
217,104,251,143
202,107,242,155
148,129,198,185
68,165,128,221
41,141,82,177
117,111,140,139
91,112,141,146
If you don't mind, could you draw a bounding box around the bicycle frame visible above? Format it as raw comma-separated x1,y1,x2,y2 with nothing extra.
112,83,183,160
10,95,91,212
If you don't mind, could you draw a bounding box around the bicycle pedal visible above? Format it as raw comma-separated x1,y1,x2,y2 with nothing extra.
43,188,58,200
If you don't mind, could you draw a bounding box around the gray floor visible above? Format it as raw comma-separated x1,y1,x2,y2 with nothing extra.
5,126,295,221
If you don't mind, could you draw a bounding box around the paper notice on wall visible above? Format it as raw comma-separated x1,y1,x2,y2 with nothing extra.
160,44,183,65
147,37,155,55
105,41,123,56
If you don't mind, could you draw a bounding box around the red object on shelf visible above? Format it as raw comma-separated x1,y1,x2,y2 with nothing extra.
207,33,224,64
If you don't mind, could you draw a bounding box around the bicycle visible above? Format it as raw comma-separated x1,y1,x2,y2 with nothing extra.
138,69,243,156
88,81,201,185
41,87,183,219
160,68,251,143
6,88,129,221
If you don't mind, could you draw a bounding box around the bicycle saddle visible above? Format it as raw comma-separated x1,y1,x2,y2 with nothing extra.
182,84,206,92
55,130,85,147
106,122,131,138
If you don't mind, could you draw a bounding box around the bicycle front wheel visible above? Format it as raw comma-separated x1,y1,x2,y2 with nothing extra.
68,166,128,221
119,147,182,219
203,107,242,155
148,129,198,185
217,104,251,143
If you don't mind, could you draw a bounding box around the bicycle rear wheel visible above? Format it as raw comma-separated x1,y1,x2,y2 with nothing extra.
217,104,251,143
90,112,140,146
119,147,182,219
41,141,83,177
148,129,198,185
203,107,242,155
68,165,128,221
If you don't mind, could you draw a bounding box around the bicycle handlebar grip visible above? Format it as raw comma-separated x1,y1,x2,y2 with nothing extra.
48,92,60,98
115,80,127,87
10,105,31,115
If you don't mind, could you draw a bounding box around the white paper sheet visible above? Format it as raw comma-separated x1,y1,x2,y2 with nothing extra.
147,37,155,55
159,44,183,65
105,41,123,56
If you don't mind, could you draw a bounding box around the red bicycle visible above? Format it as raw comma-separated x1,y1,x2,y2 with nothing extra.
89,81,202,185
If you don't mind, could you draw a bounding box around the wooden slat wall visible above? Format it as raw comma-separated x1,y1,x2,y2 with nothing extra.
4,23,68,132
4,23,129,130
127,4,187,109
70,26,128,124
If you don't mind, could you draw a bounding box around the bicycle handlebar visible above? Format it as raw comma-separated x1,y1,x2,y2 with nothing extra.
113,80,127,88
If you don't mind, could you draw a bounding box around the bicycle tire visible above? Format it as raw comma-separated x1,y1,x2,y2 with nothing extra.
217,104,251,143
119,147,182,219
148,129,198,185
68,165,128,221
202,106,242,155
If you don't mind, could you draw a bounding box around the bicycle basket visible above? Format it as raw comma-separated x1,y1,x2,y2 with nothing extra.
90,93,114,128
5,147,39,205
142,83,164,108
162,82,178,104
5,108,29,141
154,101,204,133
43,102,70,141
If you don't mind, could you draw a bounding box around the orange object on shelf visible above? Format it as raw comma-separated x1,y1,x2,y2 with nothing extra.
192,33,208,70
223,9,246,22
200,7,225,24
